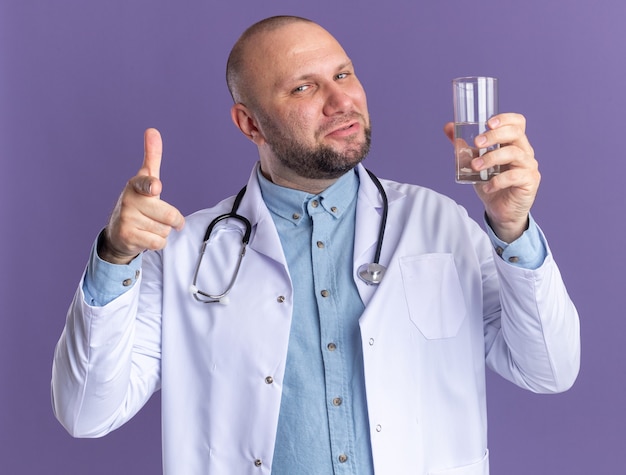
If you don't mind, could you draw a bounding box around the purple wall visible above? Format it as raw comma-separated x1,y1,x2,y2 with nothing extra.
1,0,623,473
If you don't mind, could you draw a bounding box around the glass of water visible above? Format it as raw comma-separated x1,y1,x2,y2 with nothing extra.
452,76,499,183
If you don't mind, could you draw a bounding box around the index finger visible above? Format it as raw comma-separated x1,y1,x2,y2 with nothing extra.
139,128,163,179
479,113,533,154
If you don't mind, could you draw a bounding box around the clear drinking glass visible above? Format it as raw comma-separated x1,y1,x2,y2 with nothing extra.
452,76,499,183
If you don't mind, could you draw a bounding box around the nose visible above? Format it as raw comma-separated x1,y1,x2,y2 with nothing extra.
322,83,353,116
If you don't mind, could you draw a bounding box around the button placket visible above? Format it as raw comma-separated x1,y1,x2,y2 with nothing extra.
311,206,350,469
263,172,368,472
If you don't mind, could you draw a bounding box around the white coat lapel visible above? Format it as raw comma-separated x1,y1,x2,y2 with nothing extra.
353,165,406,306
236,163,289,268
354,166,388,305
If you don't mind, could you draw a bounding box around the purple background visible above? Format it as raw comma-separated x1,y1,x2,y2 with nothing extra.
1,0,623,473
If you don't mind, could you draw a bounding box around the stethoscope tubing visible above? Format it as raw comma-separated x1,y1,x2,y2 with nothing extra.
364,169,388,267
191,169,389,303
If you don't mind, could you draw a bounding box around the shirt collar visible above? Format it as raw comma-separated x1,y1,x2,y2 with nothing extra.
257,167,360,226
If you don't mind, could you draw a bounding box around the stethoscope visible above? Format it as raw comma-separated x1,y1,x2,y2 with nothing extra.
190,169,388,304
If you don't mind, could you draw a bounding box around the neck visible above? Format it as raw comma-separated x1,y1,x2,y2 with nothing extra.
258,164,340,194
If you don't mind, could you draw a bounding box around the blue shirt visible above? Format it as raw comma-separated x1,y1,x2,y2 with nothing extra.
83,170,547,474
257,169,373,474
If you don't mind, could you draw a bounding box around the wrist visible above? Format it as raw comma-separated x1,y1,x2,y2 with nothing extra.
98,229,139,265
485,213,529,244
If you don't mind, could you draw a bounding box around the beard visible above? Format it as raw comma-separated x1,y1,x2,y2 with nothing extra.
259,111,372,180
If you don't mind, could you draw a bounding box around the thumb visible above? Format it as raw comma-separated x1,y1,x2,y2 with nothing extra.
443,122,455,143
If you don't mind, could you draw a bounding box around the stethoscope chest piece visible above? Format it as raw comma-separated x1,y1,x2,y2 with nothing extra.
356,169,389,286
358,262,386,285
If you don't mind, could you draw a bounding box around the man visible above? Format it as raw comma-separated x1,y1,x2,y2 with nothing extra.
52,15,580,475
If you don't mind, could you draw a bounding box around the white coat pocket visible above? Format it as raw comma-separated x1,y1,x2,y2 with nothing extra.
428,449,489,475
399,253,467,340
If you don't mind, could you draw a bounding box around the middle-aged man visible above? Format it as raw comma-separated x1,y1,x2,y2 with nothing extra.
52,15,580,475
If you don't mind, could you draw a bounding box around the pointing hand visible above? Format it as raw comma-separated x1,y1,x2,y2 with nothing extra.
100,128,185,264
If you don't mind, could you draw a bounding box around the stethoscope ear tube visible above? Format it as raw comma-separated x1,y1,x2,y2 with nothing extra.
202,186,252,243
192,186,252,303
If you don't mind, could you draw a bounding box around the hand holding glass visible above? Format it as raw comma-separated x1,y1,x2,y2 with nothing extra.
452,77,499,183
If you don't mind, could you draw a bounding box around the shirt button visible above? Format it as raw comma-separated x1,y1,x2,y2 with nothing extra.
369,338,375,346
376,424,382,432
254,459,262,467
496,246,504,256
316,241,325,248
327,342,337,351
292,213,300,220
331,206,338,213
311,200,319,208
332,397,343,406
320,290,329,298
135,270,141,279
338,454,348,463
277,295,285,303
508,256,520,263
265,376,274,384
122,278,132,287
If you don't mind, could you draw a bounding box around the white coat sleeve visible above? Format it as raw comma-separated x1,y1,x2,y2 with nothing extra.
51,251,163,437
482,231,580,393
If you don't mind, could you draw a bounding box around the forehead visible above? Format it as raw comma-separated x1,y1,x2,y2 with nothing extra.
248,23,350,83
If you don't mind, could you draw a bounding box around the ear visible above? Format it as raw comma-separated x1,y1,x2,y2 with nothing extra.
231,103,265,146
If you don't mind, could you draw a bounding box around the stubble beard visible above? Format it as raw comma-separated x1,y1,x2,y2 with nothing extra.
260,113,372,180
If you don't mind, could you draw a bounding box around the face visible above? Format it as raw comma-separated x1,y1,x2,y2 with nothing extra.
237,22,371,184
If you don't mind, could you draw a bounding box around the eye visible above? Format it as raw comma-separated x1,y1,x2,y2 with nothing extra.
292,84,311,94
335,72,350,80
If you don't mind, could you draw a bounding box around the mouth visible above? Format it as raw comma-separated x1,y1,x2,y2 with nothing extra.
325,121,360,138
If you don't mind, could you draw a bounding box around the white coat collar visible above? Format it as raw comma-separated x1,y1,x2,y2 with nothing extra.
353,165,404,266
231,163,289,267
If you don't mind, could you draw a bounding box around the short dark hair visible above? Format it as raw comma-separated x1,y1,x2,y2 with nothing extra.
225,15,314,104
